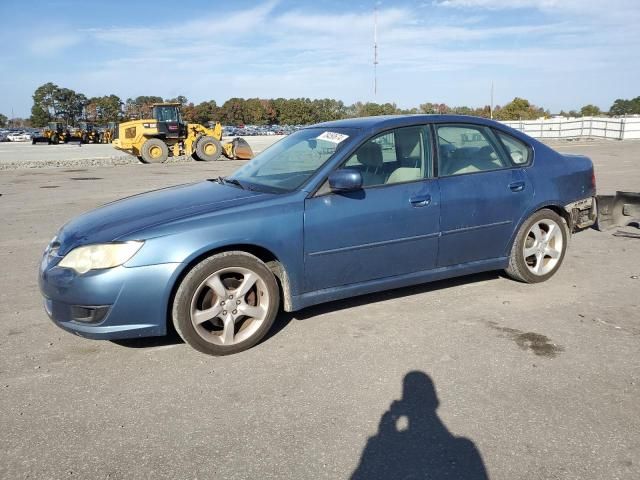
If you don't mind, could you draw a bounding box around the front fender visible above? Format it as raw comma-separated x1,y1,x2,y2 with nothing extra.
123,197,305,296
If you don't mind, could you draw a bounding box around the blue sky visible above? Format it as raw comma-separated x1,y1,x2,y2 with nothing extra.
1,0,639,117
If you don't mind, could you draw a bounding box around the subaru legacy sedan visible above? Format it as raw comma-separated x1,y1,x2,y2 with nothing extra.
39,115,597,355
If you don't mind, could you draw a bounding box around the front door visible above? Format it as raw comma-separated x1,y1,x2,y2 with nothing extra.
303,125,441,292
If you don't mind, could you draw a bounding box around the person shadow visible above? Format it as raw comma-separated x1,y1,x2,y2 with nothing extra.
351,371,489,480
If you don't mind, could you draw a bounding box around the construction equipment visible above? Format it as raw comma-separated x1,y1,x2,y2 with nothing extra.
69,121,100,144
99,122,117,144
32,122,70,145
111,103,254,164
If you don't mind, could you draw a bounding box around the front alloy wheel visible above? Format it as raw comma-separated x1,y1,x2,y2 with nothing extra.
172,252,279,355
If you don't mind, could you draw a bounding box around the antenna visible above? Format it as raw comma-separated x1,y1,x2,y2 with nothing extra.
374,4,378,96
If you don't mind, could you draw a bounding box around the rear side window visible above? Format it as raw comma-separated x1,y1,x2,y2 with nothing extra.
495,131,531,165
436,125,507,176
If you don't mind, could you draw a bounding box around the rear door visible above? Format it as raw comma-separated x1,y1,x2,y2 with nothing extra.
435,124,534,267
303,125,440,292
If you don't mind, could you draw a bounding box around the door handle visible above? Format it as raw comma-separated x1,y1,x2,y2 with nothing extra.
410,194,431,207
509,181,525,192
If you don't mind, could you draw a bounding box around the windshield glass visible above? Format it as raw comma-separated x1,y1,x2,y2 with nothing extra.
228,127,355,193
153,106,180,122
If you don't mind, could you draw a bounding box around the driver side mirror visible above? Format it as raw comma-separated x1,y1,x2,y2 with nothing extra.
328,169,363,192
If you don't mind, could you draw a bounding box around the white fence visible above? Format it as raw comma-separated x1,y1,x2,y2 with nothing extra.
501,117,640,140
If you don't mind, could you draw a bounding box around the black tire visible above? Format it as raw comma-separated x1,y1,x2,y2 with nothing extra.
140,138,169,164
195,136,223,162
172,252,280,356
50,134,59,145
505,208,568,283
81,133,88,144
32,138,36,145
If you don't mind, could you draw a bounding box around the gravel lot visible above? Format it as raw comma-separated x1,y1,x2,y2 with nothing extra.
0,137,639,479
0,136,282,170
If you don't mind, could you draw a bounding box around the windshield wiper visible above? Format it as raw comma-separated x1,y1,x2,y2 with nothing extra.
211,176,245,189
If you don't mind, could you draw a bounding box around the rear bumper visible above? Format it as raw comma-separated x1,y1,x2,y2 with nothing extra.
39,259,181,340
564,196,597,231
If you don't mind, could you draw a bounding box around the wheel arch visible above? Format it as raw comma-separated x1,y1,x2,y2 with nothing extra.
166,243,293,334
506,202,572,257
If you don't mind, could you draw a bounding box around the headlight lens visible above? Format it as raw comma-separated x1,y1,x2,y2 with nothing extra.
58,242,144,274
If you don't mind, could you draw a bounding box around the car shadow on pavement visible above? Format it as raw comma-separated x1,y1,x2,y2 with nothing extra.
292,271,500,321
351,371,489,480
110,329,184,349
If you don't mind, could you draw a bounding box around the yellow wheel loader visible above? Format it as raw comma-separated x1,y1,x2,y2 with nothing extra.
111,103,253,164
32,122,70,145
99,122,117,144
69,121,100,144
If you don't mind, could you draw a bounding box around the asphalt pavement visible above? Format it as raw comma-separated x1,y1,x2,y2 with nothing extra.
0,138,639,479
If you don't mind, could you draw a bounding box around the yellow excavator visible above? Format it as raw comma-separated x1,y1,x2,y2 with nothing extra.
111,103,253,163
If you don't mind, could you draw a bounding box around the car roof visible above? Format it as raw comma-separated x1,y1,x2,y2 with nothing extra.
310,114,503,132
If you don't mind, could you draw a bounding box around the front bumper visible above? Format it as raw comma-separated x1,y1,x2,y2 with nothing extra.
39,256,181,340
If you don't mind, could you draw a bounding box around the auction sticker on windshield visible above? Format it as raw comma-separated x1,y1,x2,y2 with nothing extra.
316,131,349,144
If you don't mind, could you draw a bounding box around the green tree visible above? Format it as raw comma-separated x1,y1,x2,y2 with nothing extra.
494,97,544,120
580,104,601,116
165,95,188,106
53,88,87,125
244,98,268,124
30,82,59,126
93,95,122,122
609,97,640,116
0,113,8,127
124,96,163,119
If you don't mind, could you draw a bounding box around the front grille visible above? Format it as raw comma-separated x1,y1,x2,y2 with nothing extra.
125,127,136,139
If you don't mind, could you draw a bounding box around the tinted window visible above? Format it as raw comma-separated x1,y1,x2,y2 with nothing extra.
343,126,432,187
496,131,531,165
437,125,507,176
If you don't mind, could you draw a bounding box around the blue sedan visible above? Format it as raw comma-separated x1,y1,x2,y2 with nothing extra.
39,115,597,355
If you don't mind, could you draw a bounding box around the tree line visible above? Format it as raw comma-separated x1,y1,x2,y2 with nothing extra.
6,82,638,129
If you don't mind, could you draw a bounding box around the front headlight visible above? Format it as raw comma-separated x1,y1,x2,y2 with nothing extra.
58,242,144,274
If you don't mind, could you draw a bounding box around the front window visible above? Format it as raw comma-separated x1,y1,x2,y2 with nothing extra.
153,106,180,123
229,127,355,193
342,125,432,187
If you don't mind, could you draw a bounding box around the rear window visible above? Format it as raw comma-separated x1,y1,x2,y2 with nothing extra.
495,131,531,165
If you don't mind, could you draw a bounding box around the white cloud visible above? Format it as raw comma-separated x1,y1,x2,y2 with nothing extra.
5,0,639,115
27,33,82,55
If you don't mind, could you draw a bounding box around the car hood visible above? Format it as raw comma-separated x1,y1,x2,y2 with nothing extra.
55,181,268,255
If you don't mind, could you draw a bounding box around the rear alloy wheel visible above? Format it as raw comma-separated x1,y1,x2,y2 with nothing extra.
140,138,169,164
505,209,568,283
172,252,280,355
195,136,223,161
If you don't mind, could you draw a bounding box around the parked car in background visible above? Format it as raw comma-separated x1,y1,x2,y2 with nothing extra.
39,115,597,355
7,131,32,142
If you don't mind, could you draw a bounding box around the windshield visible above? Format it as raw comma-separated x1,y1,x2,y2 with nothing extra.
153,106,180,122
228,127,355,193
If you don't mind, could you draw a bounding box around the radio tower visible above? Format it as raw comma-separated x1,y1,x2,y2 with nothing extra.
373,5,379,96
